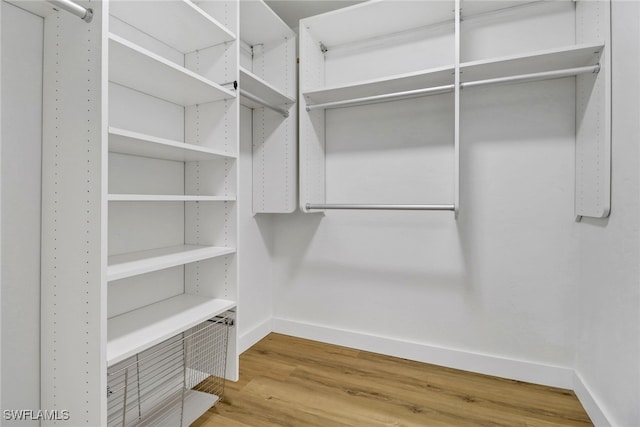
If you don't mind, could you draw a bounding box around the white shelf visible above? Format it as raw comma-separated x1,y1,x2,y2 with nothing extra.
303,65,455,105
240,0,294,46
181,391,219,427
109,127,236,162
302,1,454,48
107,245,236,282
144,390,219,427
108,194,235,202
107,294,235,366
461,43,604,83
239,67,295,109
109,34,235,106
303,43,603,109
110,0,235,53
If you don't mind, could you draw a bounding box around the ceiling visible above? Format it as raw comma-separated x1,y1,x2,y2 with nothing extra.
265,0,365,30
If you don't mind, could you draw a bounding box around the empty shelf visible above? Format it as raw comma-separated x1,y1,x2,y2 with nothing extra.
303,43,604,110
303,65,454,106
240,67,296,107
109,34,235,106
110,0,235,53
109,127,236,162
181,391,220,427
460,43,604,83
135,389,219,427
108,194,236,202
107,294,235,366
240,0,294,46
107,245,236,282
239,67,295,109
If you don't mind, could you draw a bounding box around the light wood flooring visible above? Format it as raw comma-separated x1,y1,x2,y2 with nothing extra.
193,333,592,427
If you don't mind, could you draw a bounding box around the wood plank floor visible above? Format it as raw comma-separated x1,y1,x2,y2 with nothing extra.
193,333,592,427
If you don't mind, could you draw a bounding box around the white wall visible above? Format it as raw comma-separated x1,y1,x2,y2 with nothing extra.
574,2,640,426
238,105,274,352
1,2,43,422
273,76,579,384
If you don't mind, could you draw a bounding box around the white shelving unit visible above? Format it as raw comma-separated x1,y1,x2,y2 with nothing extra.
239,0,297,213
106,0,239,386
37,1,241,425
299,0,610,217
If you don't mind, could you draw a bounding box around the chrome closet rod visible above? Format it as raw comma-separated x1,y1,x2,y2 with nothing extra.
305,64,600,111
240,90,290,118
48,0,93,22
462,64,600,89
305,203,455,211
306,84,455,111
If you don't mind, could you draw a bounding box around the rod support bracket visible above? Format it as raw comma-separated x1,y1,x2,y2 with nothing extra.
83,7,93,23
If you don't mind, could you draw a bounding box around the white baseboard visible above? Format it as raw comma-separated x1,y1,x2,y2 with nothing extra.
238,317,273,354
573,372,613,427
272,317,575,389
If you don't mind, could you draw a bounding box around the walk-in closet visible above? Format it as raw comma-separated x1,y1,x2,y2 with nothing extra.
1,0,638,426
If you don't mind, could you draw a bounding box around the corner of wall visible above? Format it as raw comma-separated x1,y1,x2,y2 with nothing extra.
573,371,613,427
238,317,273,354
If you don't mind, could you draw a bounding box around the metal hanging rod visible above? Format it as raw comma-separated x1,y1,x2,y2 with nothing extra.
306,84,454,111
48,0,93,22
305,203,455,211
305,64,600,111
462,64,600,90
240,90,290,118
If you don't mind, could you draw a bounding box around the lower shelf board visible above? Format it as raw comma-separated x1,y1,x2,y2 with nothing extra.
107,294,235,366
136,390,219,427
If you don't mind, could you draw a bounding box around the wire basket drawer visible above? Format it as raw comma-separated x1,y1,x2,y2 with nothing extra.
107,311,233,427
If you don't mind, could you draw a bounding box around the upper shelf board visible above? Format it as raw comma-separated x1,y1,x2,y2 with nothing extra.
302,0,454,48
240,0,294,46
303,65,454,105
240,67,295,108
303,43,603,108
110,0,236,53
108,194,236,202
109,127,236,162
109,34,236,106
461,43,603,82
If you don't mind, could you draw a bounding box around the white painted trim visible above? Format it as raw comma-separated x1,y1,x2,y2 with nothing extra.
573,372,613,427
238,317,272,354
272,317,574,389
